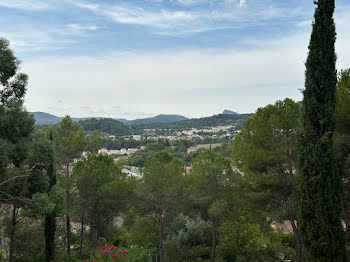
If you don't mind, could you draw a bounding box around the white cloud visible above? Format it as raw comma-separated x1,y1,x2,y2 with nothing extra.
22,6,350,118
67,24,100,32
75,2,100,11
22,32,309,118
93,6,197,29
0,0,51,10
74,1,304,35
177,0,197,6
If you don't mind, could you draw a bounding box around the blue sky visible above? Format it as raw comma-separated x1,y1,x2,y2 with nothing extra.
1,0,350,119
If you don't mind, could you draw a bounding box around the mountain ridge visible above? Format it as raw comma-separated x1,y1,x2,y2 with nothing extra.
30,112,189,126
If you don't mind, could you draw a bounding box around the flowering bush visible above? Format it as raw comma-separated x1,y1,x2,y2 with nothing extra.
85,245,128,262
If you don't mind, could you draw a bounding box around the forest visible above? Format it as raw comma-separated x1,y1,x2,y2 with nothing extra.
1,1,350,261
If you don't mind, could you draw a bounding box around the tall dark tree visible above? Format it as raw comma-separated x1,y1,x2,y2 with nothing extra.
45,130,56,262
298,0,345,260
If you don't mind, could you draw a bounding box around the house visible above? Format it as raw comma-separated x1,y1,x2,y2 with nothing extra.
98,148,109,155
132,135,142,141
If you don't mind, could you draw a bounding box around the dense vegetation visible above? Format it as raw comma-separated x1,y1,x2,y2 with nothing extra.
79,118,131,136
1,1,350,260
134,113,252,131
298,0,345,260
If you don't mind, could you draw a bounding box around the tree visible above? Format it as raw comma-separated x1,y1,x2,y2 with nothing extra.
0,37,36,262
0,38,27,104
137,151,185,262
54,116,86,254
45,130,57,262
232,98,302,261
73,154,131,251
298,0,345,260
189,150,234,262
334,69,350,237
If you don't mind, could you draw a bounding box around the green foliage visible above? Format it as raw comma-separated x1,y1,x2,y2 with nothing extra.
134,114,252,131
54,116,86,168
232,98,300,221
138,151,185,261
164,214,211,262
79,118,131,136
334,69,350,244
129,216,158,249
9,219,46,262
298,0,345,260
217,216,289,262
0,38,28,103
139,151,185,223
190,150,234,219
189,150,235,261
73,153,131,247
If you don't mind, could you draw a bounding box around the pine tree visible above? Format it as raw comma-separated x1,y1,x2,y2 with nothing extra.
298,0,345,260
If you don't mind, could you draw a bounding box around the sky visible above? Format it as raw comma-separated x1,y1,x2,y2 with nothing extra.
1,0,350,119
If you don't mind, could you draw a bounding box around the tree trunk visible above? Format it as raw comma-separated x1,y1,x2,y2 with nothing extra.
80,209,85,261
211,217,218,262
66,215,71,254
158,222,165,262
45,152,56,262
45,213,56,262
91,213,98,248
291,219,302,262
9,205,18,262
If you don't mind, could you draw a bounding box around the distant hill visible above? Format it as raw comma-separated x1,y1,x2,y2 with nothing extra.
31,112,88,125
222,109,239,115
31,112,188,126
31,112,62,125
134,113,253,130
31,112,251,133
126,114,189,125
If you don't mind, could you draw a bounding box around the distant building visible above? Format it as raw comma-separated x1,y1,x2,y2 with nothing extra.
98,148,109,155
122,166,143,178
132,135,142,141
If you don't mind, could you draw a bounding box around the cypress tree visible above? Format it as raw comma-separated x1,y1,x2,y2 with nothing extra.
45,130,57,262
298,0,345,261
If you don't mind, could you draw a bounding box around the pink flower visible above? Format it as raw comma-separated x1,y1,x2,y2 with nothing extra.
102,245,107,250
112,254,118,258
96,246,99,250
104,250,107,254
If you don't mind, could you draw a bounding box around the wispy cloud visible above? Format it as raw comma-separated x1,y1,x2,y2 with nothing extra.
177,0,198,6
75,2,100,11
0,0,51,10
74,1,304,36
67,24,100,32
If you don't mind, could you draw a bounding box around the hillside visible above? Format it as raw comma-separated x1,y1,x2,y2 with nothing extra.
126,114,189,125
31,112,63,125
134,113,252,130
79,118,131,136
31,112,89,125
